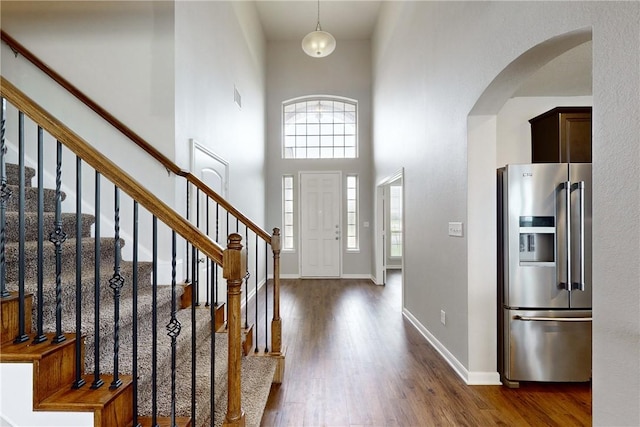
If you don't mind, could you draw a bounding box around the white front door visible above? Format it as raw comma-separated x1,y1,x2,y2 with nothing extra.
300,172,341,277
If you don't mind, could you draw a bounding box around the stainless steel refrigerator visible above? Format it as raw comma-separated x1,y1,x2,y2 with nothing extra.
497,163,592,388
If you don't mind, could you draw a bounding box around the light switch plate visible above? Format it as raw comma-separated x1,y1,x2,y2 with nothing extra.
448,222,463,237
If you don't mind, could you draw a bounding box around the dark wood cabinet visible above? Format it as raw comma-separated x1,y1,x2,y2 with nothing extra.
529,107,592,163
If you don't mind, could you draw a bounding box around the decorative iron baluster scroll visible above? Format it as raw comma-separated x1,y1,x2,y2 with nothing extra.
109,186,124,389
166,230,181,427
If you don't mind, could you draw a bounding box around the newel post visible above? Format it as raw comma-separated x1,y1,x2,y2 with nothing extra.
223,233,246,427
270,228,285,383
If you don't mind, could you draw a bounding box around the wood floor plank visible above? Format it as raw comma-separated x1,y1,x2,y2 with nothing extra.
259,272,591,426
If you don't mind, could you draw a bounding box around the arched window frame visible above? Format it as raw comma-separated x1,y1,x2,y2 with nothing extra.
282,95,358,159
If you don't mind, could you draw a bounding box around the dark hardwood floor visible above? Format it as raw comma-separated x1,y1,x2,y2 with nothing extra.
259,271,591,426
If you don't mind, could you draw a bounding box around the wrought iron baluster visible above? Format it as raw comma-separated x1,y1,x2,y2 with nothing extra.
0,98,9,299
32,127,46,344
91,171,104,389
109,186,124,389
14,112,28,344
166,230,181,427
131,201,140,427
191,245,197,422
49,141,66,344
254,234,259,354
210,259,216,424
151,216,158,426
72,156,85,388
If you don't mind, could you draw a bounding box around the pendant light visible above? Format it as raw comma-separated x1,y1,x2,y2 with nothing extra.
301,0,336,58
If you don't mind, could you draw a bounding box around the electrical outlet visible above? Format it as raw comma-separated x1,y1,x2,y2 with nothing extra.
440,310,446,325
448,222,463,237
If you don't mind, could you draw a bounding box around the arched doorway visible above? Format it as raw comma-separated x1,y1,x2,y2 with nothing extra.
466,28,593,383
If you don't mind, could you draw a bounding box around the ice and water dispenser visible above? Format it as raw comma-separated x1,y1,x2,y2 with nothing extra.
518,216,555,265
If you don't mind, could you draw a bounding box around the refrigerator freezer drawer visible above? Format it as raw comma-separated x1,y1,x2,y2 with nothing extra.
503,309,592,383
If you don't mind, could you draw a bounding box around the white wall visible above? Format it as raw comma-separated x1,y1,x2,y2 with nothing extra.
266,40,373,277
373,3,640,424
0,1,176,199
175,1,267,227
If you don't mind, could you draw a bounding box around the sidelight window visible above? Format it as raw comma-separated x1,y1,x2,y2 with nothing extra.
346,174,359,251
282,175,295,251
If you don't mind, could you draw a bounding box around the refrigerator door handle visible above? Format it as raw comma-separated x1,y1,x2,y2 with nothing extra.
571,181,586,291
514,315,592,322
558,181,572,291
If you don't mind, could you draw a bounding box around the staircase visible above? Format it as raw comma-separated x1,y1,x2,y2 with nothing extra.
0,157,276,426
0,40,284,424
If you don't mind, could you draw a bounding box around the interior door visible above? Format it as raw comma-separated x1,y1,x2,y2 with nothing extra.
300,172,341,277
191,140,228,305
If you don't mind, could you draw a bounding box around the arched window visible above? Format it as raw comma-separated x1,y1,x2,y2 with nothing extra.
282,96,358,159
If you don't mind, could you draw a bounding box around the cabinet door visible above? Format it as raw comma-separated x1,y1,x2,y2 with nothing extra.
563,114,591,163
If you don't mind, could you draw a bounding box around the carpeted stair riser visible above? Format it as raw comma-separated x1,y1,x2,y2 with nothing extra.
4,211,94,242
3,237,120,282
4,184,64,213
5,163,36,187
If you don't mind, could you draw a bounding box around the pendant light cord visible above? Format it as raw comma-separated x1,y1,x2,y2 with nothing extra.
316,0,322,31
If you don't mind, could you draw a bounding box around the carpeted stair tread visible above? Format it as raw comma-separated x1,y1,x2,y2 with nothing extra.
3,237,121,282
3,211,94,242
5,163,36,186
4,184,63,212
5,261,154,320
136,308,216,418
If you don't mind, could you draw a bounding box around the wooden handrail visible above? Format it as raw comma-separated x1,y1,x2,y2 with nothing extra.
0,76,224,266
1,30,271,243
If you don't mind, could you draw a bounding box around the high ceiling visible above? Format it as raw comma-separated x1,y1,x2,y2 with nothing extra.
255,0,592,97
255,0,382,41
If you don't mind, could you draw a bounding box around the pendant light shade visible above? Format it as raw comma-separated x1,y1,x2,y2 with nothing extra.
302,0,336,58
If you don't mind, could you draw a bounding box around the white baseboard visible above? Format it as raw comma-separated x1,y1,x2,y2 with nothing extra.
402,308,501,385
341,273,375,281
242,278,266,311
278,274,300,279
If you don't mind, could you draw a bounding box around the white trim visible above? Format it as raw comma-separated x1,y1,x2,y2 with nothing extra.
278,273,300,279
0,363,93,427
190,138,229,196
402,308,501,385
242,278,267,311
341,273,374,280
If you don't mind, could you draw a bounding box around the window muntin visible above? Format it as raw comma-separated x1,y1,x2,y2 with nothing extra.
346,175,359,251
283,97,357,159
389,185,402,257
283,175,295,251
